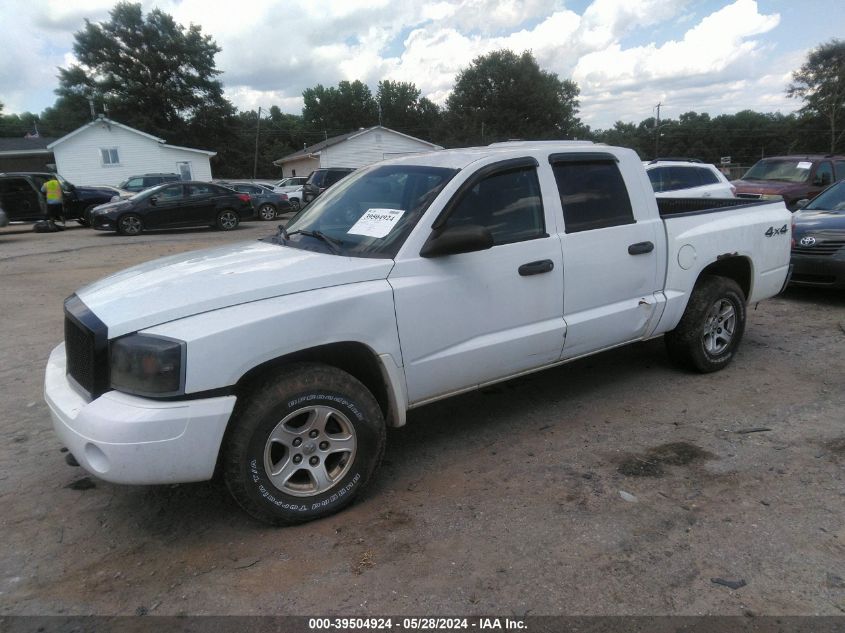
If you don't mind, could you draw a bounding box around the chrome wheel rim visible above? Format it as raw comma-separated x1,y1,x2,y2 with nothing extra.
702,298,736,355
263,405,357,497
219,211,237,229
120,215,141,234
259,204,275,220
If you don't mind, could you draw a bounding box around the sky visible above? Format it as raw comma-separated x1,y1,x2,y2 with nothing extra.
0,0,842,130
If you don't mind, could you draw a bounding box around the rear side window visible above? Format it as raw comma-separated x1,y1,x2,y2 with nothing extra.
445,167,545,245
836,160,845,181
815,162,833,186
187,184,215,197
552,161,634,233
698,168,720,185
326,170,350,186
0,178,34,194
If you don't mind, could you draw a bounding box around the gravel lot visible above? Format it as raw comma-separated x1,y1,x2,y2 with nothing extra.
1,221,843,616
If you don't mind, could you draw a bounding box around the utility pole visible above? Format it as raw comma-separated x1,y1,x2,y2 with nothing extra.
654,102,662,158
252,106,262,179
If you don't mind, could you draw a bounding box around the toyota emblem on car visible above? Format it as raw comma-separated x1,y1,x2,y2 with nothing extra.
799,236,816,246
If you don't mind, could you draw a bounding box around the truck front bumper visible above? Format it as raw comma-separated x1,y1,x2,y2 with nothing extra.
45,343,236,485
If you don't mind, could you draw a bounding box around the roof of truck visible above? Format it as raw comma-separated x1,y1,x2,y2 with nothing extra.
383,141,601,170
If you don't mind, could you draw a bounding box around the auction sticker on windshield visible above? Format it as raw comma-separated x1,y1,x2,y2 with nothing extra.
797,161,812,170
348,209,405,238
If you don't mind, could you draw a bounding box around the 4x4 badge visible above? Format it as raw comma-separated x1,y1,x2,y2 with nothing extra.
764,224,788,237
799,236,816,246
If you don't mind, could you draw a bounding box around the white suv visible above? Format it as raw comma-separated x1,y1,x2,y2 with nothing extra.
646,160,735,198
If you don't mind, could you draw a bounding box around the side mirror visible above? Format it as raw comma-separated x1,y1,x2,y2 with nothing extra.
149,196,158,206
795,199,810,210
420,224,494,258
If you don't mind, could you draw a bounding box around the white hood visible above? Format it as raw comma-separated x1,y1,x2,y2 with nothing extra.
77,241,394,337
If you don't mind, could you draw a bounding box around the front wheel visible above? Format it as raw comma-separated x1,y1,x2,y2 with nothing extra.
665,275,746,373
216,209,239,231
117,213,143,235
223,363,386,525
258,203,276,221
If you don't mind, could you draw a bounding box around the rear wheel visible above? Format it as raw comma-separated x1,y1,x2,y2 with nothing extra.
117,213,143,235
289,198,301,212
216,209,239,231
258,203,276,221
665,275,746,372
223,363,386,525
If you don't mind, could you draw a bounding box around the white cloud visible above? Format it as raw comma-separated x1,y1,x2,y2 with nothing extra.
0,0,804,130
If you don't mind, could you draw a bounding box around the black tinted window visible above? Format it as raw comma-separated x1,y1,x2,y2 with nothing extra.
553,161,634,233
187,184,214,197
158,185,183,200
326,170,351,186
445,167,545,245
0,178,33,194
698,168,719,185
308,171,327,187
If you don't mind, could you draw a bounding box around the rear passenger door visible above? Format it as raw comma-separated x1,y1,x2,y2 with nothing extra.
184,183,219,225
0,177,43,220
551,154,663,359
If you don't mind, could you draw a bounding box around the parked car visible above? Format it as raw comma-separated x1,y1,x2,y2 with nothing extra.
224,182,292,220
790,179,845,288
118,173,181,193
301,167,355,204
732,155,845,211
88,181,253,235
45,142,791,525
273,177,308,210
645,160,735,198
0,172,117,223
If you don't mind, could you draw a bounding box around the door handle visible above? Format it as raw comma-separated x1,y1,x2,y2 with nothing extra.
518,259,554,276
628,241,654,255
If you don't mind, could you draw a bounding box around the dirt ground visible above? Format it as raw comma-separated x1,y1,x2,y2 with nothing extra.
0,221,843,617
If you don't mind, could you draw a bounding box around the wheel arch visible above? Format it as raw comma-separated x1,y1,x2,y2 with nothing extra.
232,341,405,429
697,254,753,300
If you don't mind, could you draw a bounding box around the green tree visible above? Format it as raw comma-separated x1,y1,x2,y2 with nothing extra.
302,80,378,134
376,80,441,140
56,1,234,140
787,39,845,152
444,50,580,146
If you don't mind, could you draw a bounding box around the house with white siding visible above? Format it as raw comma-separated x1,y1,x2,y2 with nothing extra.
47,116,215,186
273,126,442,178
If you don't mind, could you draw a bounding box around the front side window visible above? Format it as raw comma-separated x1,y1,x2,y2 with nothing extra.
187,184,214,197
553,161,634,233
814,162,833,186
157,185,183,200
835,160,845,181
698,168,720,185
124,177,144,189
806,181,845,212
281,164,457,258
442,167,545,245
100,148,119,165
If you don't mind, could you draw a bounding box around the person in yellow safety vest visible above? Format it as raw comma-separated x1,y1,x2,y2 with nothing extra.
40,176,64,231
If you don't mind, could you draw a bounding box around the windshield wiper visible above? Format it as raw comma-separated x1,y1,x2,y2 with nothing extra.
286,229,343,254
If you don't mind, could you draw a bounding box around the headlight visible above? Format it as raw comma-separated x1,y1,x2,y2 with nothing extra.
110,334,185,397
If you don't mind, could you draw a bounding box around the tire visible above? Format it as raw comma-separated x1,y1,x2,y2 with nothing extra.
665,275,746,373
223,363,386,525
258,203,277,221
117,213,143,235
289,198,301,212
216,209,239,231
78,204,97,227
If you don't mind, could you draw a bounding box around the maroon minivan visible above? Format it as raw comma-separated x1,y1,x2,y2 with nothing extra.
732,155,845,211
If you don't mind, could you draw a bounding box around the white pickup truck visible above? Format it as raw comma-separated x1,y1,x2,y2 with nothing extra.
45,142,791,525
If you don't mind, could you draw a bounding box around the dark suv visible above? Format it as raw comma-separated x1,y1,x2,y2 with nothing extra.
0,172,118,223
118,173,181,193
732,155,845,210
302,168,355,204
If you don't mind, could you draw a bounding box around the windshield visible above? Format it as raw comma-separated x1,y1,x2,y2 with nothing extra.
806,181,845,212
279,164,458,258
743,159,812,183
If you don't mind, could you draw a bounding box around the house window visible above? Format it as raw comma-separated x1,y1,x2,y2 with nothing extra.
100,148,120,166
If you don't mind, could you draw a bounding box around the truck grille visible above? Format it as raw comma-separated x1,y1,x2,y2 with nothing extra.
64,295,109,398
792,240,845,256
